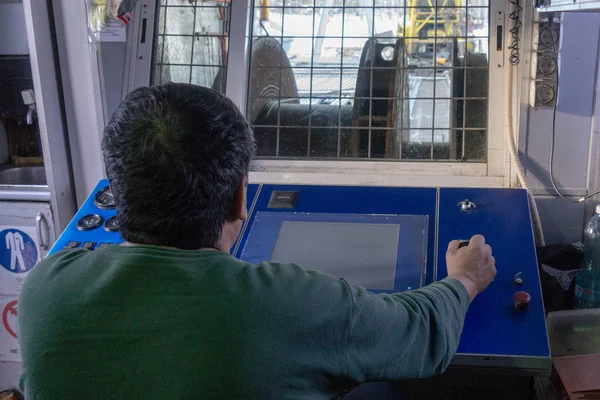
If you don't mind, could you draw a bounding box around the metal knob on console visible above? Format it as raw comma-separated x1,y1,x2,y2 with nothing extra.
514,272,523,286
459,199,476,211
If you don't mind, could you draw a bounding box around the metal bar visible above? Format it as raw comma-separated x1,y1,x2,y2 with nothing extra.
251,159,489,171
260,0,269,21
313,0,334,61
368,0,375,159
158,33,489,40
225,0,252,111
399,0,408,161
0,189,52,202
160,0,169,83
156,32,232,38
240,64,488,70
156,62,226,67
258,5,487,9
276,0,286,157
362,0,373,38
337,1,346,159
462,0,469,159
307,1,317,158
252,96,489,101
156,4,226,8
221,2,229,86
253,125,486,131
248,172,502,188
188,1,199,84
433,187,440,282
431,4,438,160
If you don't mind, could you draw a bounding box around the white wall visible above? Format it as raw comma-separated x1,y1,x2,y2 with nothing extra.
519,13,600,244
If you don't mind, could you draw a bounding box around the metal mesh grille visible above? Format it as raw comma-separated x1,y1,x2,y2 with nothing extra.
249,0,489,161
152,0,230,92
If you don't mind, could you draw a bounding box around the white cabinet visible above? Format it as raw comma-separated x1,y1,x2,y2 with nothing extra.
0,201,54,369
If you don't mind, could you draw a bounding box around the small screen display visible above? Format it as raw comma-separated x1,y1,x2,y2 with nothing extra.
240,212,428,292
270,221,400,290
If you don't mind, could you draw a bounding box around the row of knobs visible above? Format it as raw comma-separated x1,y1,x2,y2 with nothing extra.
75,186,119,232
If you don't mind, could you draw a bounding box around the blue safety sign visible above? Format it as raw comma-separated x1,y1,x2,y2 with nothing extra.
0,229,38,274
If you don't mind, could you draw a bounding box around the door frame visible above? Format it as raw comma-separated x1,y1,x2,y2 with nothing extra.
23,0,77,235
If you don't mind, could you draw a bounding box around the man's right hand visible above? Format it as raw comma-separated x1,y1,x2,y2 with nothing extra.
446,235,497,301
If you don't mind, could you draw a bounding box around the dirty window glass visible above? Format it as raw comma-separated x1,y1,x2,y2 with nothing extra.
248,0,489,161
152,0,229,92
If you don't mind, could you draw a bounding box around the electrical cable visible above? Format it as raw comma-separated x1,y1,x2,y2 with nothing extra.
548,18,600,203
507,64,546,247
508,0,522,66
506,0,546,247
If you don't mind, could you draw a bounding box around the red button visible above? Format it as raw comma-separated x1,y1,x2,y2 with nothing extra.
513,291,531,310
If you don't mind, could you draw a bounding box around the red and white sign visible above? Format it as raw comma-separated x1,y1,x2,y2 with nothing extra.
0,296,20,362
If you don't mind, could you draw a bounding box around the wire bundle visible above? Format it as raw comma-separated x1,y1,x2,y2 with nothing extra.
508,0,522,66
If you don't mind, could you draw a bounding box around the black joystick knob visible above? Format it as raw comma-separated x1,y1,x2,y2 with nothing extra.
458,241,470,249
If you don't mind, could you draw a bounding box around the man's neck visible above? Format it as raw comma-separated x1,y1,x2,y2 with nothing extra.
120,241,223,253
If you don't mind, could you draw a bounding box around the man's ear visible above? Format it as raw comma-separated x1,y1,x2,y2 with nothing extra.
231,176,248,222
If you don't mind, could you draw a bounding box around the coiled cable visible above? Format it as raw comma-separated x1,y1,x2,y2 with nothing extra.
508,0,522,66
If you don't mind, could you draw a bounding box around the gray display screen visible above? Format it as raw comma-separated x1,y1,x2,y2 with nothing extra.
270,221,400,290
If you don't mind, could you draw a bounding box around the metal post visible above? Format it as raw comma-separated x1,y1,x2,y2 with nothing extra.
313,0,334,62
225,0,252,112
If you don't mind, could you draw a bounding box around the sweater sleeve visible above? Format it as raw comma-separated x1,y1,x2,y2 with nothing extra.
342,278,470,381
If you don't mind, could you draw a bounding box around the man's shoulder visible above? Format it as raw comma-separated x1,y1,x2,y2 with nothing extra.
30,249,89,274
22,249,90,287
43,248,89,262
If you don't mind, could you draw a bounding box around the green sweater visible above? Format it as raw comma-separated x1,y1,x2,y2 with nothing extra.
18,245,470,400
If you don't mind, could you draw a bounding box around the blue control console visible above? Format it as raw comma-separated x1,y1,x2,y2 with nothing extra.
48,180,550,374
50,180,260,255
50,180,124,252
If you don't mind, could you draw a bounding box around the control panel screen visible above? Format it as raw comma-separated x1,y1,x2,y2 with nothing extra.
240,212,429,293
270,221,399,290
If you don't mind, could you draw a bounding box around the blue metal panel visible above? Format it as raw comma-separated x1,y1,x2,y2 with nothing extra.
246,183,259,211
230,183,260,255
437,188,550,359
236,185,438,285
48,181,261,256
49,179,122,255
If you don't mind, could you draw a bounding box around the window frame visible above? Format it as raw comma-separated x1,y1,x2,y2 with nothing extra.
130,0,516,188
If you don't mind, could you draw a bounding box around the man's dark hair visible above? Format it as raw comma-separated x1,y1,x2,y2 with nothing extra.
102,83,255,250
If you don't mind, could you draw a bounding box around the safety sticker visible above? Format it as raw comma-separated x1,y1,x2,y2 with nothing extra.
0,227,40,296
0,297,20,362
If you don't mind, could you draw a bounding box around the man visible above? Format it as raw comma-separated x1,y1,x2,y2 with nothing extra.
18,83,496,399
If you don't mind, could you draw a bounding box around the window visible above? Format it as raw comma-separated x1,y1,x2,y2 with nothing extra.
247,0,490,161
140,0,506,185
152,0,230,92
